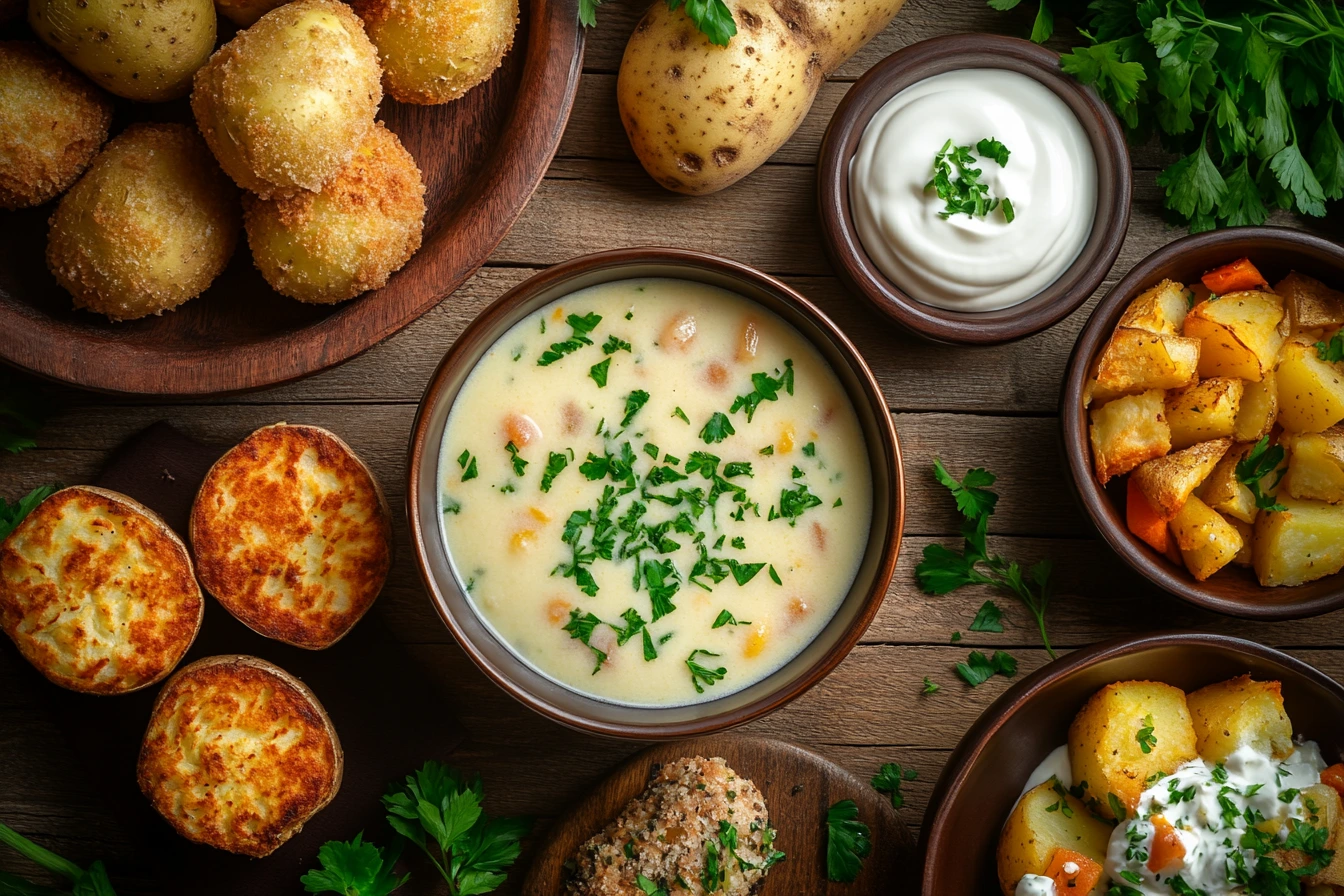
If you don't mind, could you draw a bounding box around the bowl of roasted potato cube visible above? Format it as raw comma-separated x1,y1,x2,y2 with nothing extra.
920,631,1344,895
1063,227,1344,618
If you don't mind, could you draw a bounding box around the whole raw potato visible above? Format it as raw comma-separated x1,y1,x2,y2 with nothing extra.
617,0,906,195
191,0,383,198
29,0,216,101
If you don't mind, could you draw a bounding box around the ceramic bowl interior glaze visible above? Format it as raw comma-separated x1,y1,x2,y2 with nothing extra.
920,632,1344,894
1062,227,1344,619
817,33,1131,345
406,248,904,738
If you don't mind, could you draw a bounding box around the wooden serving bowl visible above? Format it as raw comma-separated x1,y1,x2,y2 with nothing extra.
406,248,904,738
1061,227,1344,619
920,631,1344,894
816,34,1131,346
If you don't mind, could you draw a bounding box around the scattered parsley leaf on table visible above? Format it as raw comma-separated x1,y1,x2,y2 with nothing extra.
301,833,408,896
955,650,1018,687
0,485,60,541
825,800,872,883
922,677,940,695
871,764,918,810
969,599,1005,633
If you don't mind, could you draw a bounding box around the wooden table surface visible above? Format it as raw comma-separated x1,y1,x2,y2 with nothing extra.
3,1,1343,893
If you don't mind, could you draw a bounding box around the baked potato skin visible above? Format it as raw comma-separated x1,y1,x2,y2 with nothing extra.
29,0,216,101
0,41,112,209
1068,680,1198,819
191,0,382,198
244,122,426,303
46,123,239,321
997,780,1111,896
1187,675,1293,764
352,0,518,104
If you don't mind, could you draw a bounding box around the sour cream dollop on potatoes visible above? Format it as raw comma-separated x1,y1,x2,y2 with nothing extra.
439,279,873,706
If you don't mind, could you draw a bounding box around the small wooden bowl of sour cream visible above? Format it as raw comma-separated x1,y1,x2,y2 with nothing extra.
818,34,1132,346
406,248,903,738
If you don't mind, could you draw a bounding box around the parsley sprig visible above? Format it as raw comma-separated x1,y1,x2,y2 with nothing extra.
302,833,408,896
0,821,118,894
916,460,1057,658
1318,331,1344,362
0,485,60,541
580,0,736,46
1236,435,1288,513
926,139,1016,222
871,763,918,810
824,801,872,883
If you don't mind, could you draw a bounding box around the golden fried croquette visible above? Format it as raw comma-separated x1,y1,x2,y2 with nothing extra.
214,0,287,27
29,0,216,102
0,42,112,209
351,0,518,104
243,122,425,303
46,123,240,322
191,0,383,198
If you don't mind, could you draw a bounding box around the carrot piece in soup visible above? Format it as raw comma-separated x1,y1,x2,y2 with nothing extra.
505,412,542,446
1321,763,1344,797
737,318,759,361
1045,849,1103,893
1200,258,1268,294
1147,815,1186,874
660,312,697,351
1126,476,1169,553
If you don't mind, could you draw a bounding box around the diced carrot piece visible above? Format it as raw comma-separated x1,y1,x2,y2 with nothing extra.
1321,763,1344,797
1147,815,1186,874
1046,849,1103,893
1201,258,1269,294
1127,476,1169,553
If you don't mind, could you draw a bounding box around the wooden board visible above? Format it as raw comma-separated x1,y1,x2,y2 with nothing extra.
0,0,584,396
521,736,915,895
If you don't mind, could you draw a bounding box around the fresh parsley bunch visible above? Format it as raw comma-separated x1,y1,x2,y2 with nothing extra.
992,0,1344,231
0,821,117,895
580,0,736,46
382,762,530,896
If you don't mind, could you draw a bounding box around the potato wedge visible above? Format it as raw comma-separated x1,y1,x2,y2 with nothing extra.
1119,279,1191,335
1132,438,1231,520
1186,675,1293,763
1278,272,1344,336
1165,377,1243,449
1235,371,1279,442
1198,442,1259,524
1095,328,1201,395
1253,494,1344,586
1171,493,1244,580
997,780,1112,896
1284,428,1344,504
1277,339,1344,433
1068,680,1198,819
1090,390,1172,485
1184,290,1286,382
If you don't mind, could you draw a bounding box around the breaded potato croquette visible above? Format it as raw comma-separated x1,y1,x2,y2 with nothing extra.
214,0,287,27
137,655,342,856
243,123,425,303
0,486,203,695
0,42,112,209
351,0,518,104
46,123,240,321
566,757,780,895
191,0,383,197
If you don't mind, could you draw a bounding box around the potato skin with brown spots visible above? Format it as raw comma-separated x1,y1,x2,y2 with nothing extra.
0,486,203,695
137,654,342,856
616,0,906,195
189,424,393,649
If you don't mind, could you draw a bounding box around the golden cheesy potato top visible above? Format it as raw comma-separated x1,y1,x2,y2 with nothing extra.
190,424,392,649
137,655,342,857
0,486,202,694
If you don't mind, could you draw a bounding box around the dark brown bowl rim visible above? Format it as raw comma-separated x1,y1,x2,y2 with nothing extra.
816,33,1132,346
918,630,1344,894
405,247,905,739
1060,226,1344,620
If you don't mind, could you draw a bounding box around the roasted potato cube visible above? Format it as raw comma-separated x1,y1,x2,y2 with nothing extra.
1119,279,1192,335
1166,377,1243,449
1184,290,1287,382
1277,339,1344,433
1253,494,1344,586
1227,515,1254,566
997,780,1112,896
1132,438,1231,519
1235,371,1279,442
1278,272,1344,336
1090,390,1172,484
1171,494,1244,580
1303,785,1344,886
1187,675,1293,763
1198,442,1260,524
1068,680,1198,819
1095,328,1201,395
1284,428,1344,504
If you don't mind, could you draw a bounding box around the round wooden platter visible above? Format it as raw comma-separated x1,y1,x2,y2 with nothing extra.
522,735,917,895
0,0,583,396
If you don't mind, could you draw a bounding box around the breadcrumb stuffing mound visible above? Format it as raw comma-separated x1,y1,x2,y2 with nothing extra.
566,756,781,895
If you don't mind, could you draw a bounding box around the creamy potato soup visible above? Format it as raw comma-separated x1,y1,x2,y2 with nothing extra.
438,279,873,706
